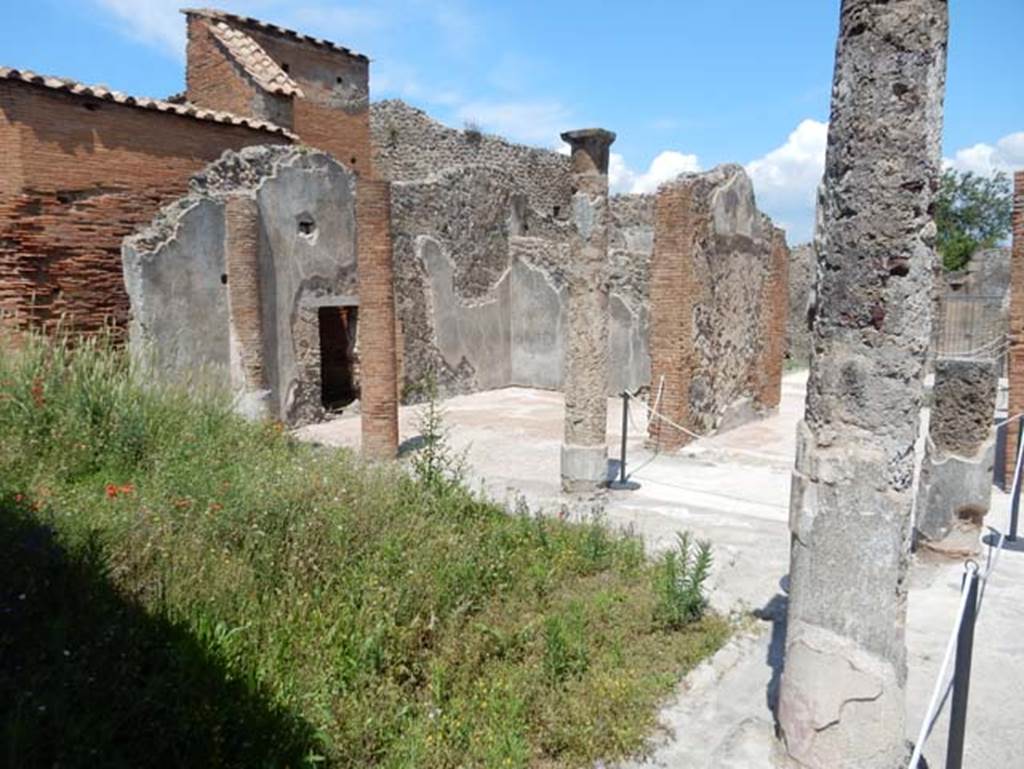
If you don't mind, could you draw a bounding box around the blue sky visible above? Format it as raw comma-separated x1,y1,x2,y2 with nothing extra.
2,0,1021,242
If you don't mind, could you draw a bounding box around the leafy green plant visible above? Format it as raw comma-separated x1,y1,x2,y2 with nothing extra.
542,605,590,685
935,168,1012,272
410,374,467,495
652,533,713,630
0,330,729,769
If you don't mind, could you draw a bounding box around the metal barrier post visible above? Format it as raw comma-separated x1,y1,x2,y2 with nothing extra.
618,392,628,485
1010,415,1023,541
608,392,638,491
944,564,980,769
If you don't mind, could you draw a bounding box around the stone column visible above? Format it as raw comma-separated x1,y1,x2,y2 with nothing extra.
560,128,615,492
357,179,400,460
776,2,948,768
915,358,997,555
1004,172,1024,485
224,193,270,419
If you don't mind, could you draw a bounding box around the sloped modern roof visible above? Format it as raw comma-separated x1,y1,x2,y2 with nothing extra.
182,8,369,62
207,19,304,97
0,66,296,138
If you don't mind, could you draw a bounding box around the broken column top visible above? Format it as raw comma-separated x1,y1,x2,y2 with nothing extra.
561,128,616,177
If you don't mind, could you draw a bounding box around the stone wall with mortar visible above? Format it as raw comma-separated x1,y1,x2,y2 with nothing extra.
123,146,358,425
371,100,572,214
648,164,785,450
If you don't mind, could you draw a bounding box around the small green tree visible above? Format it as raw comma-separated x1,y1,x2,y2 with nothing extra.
934,168,1012,271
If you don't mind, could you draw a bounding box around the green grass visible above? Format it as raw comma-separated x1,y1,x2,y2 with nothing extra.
0,332,728,769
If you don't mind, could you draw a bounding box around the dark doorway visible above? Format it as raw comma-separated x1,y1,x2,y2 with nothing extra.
318,306,359,410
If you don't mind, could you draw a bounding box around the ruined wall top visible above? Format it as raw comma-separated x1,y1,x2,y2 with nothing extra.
125,145,334,255
370,99,572,214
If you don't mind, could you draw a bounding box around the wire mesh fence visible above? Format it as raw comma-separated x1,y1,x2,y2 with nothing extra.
933,294,1007,364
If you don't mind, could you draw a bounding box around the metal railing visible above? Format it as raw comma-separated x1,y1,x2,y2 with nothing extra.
909,414,1016,768
934,294,1007,365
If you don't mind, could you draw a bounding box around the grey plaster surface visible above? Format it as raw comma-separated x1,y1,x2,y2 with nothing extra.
123,197,229,377
123,146,358,426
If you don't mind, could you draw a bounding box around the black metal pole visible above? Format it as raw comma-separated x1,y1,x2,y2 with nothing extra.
944,566,980,769
619,392,628,484
1010,415,1023,541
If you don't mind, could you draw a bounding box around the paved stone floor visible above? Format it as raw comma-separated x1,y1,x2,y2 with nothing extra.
298,370,1024,768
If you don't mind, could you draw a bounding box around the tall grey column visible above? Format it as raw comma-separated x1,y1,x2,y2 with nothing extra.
915,358,998,555
560,128,615,492
777,2,948,767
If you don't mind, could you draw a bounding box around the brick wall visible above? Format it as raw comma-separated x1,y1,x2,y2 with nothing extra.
185,17,265,121
756,227,789,409
224,194,266,390
0,82,288,333
357,179,400,458
647,183,698,451
187,14,373,176
294,98,372,178
1006,172,1024,485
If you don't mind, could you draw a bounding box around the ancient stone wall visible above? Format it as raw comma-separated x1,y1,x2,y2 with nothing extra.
786,243,815,363
372,100,653,400
390,164,650,399
647,164,783,451
0,79,289,335
371,100,571,213
123,146,359,425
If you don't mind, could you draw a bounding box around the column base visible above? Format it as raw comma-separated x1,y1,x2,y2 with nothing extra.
560,444,608,493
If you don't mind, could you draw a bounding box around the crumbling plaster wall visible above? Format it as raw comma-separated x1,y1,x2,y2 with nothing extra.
123,146,357,425
374,99,652,400
390,164,651,399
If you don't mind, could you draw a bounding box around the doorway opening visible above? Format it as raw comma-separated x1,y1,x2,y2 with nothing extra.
318,305,359,410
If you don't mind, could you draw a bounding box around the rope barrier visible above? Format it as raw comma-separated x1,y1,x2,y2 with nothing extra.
937,334,1008,361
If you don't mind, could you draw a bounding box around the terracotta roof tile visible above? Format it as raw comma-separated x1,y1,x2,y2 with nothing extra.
207,20,303,97
182,7,369,62
0,66,296,138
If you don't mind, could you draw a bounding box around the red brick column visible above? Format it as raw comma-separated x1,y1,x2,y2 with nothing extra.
647,182,697,451
1006,172,1024,485
224,194,267,394
357,179,399,459
756,227,789,410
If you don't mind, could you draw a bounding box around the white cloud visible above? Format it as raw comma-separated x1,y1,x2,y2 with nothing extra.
455,100,571,147
745,119,828,243
609,151,701,195
93,0,186,59
944,132,1024,176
